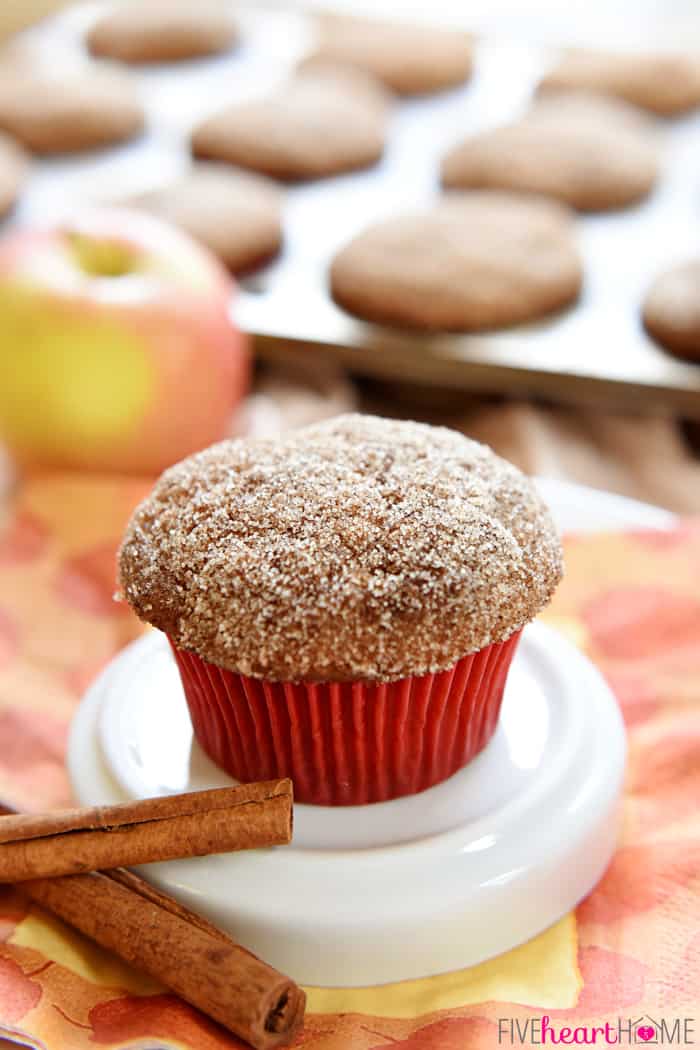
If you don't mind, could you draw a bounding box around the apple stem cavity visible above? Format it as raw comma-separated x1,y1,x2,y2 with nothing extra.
64,230,140,278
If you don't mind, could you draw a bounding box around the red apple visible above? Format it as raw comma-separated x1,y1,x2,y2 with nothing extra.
0,208,249,474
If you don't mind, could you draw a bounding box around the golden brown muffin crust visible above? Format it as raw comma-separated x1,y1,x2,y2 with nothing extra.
133,163,283,274
0,68,143,154
538,49,700,117
441,93,660,212
302,14,473,96
119,415,562,683
330,192,582,331
87,0,238,64
191,68,389,181
643,261,700,361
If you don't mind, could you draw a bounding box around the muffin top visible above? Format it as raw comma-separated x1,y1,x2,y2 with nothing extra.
118,415,562,682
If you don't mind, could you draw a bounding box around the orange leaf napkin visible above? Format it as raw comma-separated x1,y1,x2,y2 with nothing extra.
0,475,699,1049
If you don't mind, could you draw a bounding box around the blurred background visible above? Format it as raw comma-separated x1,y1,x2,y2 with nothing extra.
1,0,700,513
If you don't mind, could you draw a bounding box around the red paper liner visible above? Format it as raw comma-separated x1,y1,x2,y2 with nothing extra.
170,630,522,806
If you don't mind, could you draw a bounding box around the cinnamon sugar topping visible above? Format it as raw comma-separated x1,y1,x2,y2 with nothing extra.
118,415,562,682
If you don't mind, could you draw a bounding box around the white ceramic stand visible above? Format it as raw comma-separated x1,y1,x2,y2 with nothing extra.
68,621,625,987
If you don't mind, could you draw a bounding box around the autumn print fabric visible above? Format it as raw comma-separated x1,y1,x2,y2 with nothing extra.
0,476,698,1048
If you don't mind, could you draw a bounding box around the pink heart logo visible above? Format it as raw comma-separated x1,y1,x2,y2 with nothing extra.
637,1027,655,1042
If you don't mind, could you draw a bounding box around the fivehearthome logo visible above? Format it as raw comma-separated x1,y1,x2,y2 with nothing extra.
497,1016,696,1045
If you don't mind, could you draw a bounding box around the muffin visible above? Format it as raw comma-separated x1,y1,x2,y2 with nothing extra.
118,415,562,805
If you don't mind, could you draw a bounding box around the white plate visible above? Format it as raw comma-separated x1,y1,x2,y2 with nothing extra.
534,476,675,533
69,622,625,985
67,478,657,985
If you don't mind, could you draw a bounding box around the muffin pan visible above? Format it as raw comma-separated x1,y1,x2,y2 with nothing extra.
12,1,700,415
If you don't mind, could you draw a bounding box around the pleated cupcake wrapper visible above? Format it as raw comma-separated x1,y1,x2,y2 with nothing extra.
170,629,522,806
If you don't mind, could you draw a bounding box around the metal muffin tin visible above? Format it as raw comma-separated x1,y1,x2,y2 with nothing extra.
14,1,700,416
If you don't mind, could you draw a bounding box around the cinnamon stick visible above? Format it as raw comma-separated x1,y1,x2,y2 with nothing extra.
0,781,292,881
0,803,305,1049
